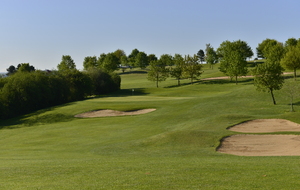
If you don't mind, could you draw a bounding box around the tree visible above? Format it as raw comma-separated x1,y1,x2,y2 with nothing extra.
197,49,205,63
217,40,252,83
17,63,35,72
283,80,300,112
147,60,169,88
100,53,120,72
281,45,300,80
183,54,203,84
128,48,140,67
159,54,174,66
256,39,278,59
284,38,298,50
83,56,98,70
6,65,16,75
147,54,158,63
135,52,148,69
252,61,285,105
170,54,185,86
205,44,218,69
57,55,76,72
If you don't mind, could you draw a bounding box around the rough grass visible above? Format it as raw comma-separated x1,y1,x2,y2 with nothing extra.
0,65,300,189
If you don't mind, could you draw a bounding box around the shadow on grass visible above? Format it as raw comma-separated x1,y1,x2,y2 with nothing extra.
0,102,76,129
119,70,148,75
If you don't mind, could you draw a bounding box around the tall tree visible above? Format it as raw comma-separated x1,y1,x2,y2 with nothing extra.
147,60,169,88
283,80,300,112
100,53,120,72
252,61,284,105
147,54,158,63
170,54,185,86
205,44,218,69
135,52,148,68
197,49,205,63
183,54,203,84
83,56,98,70
256,39,278,59
128,48,140,67
217,40,252,83
58,55,76,72
281,45,300,80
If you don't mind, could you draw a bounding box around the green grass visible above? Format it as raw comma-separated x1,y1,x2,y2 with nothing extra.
1,68,300,189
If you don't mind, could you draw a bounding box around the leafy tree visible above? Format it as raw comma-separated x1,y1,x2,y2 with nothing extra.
170,54,185,86
6,65,16,75
205,44,218,69
284,38,298,50
147,54,158,63
159,54,174,66
57,55,76,72
217,40,252,83
256,39,278,59
17,63,35,72
147,60,169,88
183,54,203,84
113,49,126,60
197,49,205,63
283,80,300,112
86,68,121,95
83,56,98,70
128,48,140,67
100,53,120,72
135,52,148,69
120,55,129,72
281,45,300,80
252,61,284,105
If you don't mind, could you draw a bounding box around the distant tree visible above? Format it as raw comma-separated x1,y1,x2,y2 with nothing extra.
147,60,169,88
183,54,203,84
83,56,98,70
120,55,129,72
217,40,252,83
135,52,148,68
197,49,205,63
128,48,140,67
100,53,120,72
147,54,158,63
17,63,35,72
284,38,298,50
283,80,300,112
281,45,300,80
256,39,278,59
170,54,185,86
113,49,126,60
6,65,16,75
205,44,218,69
159,54,174,66
57,55,76,72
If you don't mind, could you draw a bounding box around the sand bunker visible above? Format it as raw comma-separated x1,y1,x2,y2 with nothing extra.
75,109,156,118
218,135,300,156
229,119,300,133
218,119,300,156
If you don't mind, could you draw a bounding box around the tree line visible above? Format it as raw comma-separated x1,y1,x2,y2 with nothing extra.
1,58,121,120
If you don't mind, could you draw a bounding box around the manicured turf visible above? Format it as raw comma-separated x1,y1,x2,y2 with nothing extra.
0,64,300,189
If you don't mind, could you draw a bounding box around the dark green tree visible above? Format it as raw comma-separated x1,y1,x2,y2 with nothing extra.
135,52,148,68
6,65,16,75
57,55,76,72
159,54,174,66
83,56,98,70
256,39,278,59
100,53,120,72
281,44,300,80
197,49,205,63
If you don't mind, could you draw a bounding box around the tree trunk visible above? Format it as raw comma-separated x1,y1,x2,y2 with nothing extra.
270,89,276,105
291,96,294,112
294,68,297,80
178,79,180,86
235,76,238,85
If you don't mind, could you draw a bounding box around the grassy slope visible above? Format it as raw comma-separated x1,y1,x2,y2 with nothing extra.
0,64,300,189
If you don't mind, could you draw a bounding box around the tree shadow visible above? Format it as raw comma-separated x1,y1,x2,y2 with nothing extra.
118,70,148,75
0,102,76,129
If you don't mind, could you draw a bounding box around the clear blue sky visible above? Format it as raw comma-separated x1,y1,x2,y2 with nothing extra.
1,0,299,72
